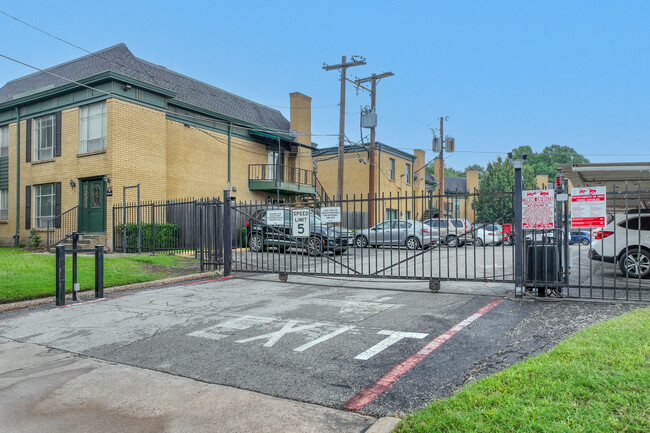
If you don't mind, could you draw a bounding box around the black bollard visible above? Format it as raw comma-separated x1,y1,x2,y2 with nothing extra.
55,245,66,306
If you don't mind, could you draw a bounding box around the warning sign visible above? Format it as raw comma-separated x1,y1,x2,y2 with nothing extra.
320,207,341,224
522,189,555,229
571,186,606,228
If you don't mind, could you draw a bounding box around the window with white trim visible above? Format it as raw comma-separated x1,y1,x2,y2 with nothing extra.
0,126,8,158
0,188,7,221
79,101,107,153
405,163,411,184
34,183,55,229
389,158,395,180
33,114,55,161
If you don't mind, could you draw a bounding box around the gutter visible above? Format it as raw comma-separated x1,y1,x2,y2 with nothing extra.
13,106,20,246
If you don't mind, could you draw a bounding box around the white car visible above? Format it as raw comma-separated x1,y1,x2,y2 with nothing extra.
589,210,650,278
474,224,504,246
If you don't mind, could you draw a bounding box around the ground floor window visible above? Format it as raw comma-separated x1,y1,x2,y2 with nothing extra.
385,208,398,220
34,183,55,228
0,188,7,220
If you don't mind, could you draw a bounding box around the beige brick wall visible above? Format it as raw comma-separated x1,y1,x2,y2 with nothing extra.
313,148,427,221
165,119,270,202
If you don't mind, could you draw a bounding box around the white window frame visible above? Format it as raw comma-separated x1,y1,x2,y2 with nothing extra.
0,126,8,158
389,158,395,180
79,101,107,153
34,183,55,229
0,188,7,221
33,114,55,161
405,163,411,185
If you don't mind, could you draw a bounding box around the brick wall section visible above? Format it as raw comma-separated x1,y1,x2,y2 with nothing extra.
313,148,426,220
165,119,268,201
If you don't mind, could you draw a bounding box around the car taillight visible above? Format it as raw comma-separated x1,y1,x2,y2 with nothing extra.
594,230,613,240
499,231,503,234
422,228,429,233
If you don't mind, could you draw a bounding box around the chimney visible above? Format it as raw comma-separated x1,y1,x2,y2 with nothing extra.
290,92,312,170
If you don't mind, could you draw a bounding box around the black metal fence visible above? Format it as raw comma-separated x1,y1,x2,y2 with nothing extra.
112,198,224,270
521,184,650,301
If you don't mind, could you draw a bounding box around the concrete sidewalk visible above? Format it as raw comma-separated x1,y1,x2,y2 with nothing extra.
0,337,395,433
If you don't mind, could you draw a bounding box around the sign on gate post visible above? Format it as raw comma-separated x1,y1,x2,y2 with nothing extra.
320,207,341,224
570,186,606,228
266,209,284,225
292,208,310,237
522,189,555,229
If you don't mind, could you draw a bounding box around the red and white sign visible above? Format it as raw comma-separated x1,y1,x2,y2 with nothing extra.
522,189,555,229
571,186,606,228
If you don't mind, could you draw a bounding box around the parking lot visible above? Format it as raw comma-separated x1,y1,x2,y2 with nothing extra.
0,274,641,417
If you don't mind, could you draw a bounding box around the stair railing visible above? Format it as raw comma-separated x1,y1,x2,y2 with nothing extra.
46,205,80,248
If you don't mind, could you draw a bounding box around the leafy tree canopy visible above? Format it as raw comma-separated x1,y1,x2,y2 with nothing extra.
512,144,589,177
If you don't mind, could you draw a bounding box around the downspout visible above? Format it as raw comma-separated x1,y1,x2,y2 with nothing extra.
227,123,232,183
13,106,20,246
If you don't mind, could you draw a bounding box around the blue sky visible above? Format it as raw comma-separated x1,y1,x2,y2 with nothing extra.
1,1,649,171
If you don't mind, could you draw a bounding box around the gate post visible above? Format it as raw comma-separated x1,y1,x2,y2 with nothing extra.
513,160,524,298
55,245,66,306
223,190,232,277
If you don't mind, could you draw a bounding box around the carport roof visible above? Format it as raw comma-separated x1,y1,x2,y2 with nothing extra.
559,162,650,208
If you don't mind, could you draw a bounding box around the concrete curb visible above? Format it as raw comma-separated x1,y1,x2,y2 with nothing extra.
365,417,401,432
0,271,220,313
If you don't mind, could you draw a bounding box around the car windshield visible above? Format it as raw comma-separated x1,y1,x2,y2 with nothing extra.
310,214,322,225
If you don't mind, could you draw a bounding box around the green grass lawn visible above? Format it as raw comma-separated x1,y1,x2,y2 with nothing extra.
395,306,650,433
0,248,202,303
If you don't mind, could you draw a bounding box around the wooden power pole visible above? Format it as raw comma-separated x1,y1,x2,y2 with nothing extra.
323,56,366,200
354,72,394,226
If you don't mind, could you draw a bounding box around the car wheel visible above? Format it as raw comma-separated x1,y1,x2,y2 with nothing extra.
446,235,458,248
619,248,650,278
355,235,369,248
475,237,484,247
307,236,324,256
249,233,264,252
406,236,421,250
503,237,513,246
581,238,590,246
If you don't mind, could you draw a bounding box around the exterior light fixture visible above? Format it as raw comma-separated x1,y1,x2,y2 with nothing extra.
69,180,76,188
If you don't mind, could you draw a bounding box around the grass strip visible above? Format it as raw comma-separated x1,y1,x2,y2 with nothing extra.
396,306,650,433
0,248,200,303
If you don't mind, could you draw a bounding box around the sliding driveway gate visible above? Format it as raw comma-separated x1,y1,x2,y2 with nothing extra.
198,173,650,302
228,190,516,286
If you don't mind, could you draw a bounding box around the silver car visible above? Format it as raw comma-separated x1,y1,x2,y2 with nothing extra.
354,219,438,250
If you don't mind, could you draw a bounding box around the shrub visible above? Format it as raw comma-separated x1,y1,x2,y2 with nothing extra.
116,222,180,252
28,229,41,249
240,228,248,248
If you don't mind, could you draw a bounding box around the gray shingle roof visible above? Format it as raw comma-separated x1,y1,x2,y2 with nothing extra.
0,44,289,131
444,176,468,193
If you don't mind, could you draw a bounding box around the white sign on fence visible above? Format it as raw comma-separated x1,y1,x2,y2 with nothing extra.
292,208,311,237
522,189,555,229
320,207,341,224
266,210,284,226
571,186,606,228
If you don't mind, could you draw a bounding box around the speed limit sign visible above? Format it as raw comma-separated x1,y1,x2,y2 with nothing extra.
292,208,311,237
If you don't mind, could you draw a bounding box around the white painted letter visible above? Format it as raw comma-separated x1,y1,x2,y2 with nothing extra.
355,330,428,360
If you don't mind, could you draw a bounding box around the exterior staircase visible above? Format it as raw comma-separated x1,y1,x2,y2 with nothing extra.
47,234,108,253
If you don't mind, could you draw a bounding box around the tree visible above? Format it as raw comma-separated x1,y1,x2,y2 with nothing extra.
465,164,484,174
512,144,589,177
472,157,537,224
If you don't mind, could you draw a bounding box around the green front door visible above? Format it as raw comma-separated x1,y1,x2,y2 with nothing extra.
79,178,106,233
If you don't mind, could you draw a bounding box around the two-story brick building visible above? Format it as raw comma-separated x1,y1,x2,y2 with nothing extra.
0,44,316,249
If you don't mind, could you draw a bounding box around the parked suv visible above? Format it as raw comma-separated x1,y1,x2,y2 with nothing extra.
589,210,650,278
246,209,353,256
422,218,473,247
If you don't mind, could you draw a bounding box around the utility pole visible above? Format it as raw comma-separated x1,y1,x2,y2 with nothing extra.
323,56,366,200
354,72,394,226
432,116,454,217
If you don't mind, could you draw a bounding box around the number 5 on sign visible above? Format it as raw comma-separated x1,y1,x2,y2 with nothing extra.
292,209,311,237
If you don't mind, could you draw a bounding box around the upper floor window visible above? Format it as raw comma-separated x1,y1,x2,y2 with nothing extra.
33,115,55,161
0,126,8,158
80,101,107,153
389,158,395,180
405,163,411,184
0,188,7,221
